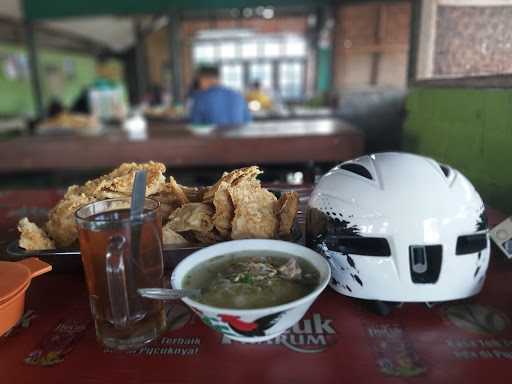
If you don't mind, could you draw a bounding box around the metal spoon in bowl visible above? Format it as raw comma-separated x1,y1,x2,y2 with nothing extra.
137,288,201,300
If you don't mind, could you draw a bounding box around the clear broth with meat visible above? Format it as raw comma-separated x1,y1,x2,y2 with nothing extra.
182,251,320,309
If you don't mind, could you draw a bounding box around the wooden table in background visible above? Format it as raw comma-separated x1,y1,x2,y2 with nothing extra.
0,118,364,174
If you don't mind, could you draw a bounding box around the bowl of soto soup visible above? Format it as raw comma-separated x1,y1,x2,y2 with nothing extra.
171,239,331,343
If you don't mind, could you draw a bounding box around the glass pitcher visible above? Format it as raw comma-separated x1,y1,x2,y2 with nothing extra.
75,198,166,350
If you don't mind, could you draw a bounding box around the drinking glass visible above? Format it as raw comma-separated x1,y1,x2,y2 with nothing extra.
75,198,166,350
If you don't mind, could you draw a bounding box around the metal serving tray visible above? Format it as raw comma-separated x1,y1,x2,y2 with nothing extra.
5,241,203,273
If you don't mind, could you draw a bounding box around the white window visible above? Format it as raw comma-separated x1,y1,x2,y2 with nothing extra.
263,40,280,58
193,44,216,63
249,63,273,89
279,62,304,99
192,33,307,99
284,39,306,57
241,41,259,59
219,42,236,60
221,64,243,90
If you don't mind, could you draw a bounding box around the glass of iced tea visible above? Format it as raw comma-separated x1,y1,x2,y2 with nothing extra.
75,197,166,350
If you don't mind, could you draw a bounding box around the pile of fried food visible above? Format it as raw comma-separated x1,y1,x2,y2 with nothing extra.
37,112,100,135
17,162,299,251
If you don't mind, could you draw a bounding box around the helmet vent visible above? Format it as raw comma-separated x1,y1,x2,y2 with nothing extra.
440,164,451,178
409,245,442,284
456,233,487,255
339,163,373,180
326,236,391,256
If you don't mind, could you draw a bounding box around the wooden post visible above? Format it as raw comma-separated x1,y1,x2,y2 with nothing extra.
168,11,182,104
416,0,437,79
407,0,422,84
134,19,147,104
25,20,44,118
369,5,383,86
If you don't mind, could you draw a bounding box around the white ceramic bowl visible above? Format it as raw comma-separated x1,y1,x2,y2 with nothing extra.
171,239,331,343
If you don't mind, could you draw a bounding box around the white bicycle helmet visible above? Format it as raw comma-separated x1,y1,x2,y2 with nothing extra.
306,152,490,303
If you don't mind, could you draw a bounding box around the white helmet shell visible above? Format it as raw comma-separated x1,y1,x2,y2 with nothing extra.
306,152,490,302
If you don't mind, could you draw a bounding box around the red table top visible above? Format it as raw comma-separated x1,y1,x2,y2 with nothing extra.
1,189,512,384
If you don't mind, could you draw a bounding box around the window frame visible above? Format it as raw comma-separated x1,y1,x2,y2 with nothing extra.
191,33,308,101
278,59,307,100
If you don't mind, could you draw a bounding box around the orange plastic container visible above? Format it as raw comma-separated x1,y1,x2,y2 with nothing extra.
0,258,52,335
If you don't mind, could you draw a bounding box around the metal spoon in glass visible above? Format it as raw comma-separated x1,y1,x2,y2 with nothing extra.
137,288,201,300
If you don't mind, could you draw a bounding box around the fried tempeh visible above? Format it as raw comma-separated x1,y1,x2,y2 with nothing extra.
179,185,207,202
276,191,299,237
45,185,93,247
167,203,215,233
162,223,190,245
151,176,190,218
202,166,262,201
102,161,166,196
212,181,234,238
229,180,278,239
18,218,56,250
193,229,224,244
16,162,300,249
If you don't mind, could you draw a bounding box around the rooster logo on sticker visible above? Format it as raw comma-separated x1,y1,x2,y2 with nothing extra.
219,312,284,337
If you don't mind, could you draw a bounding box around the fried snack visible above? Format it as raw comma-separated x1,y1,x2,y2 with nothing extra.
203,166,262,201
94,190,128,199
276,192,299,237
18,218,56,250
193,230,224,244
103,161,166,196
16,163,301,249
179,185,207,202
79,161,166,199
151,198,175,221
162,223,190,245
229,180,278,239
38,112,99,133
212,181,234,238
81,176,112,197
164,176,189,205
16,162,166,249
72,161,167,207
45,186,93,247
151,176,190,218
167,203,214,233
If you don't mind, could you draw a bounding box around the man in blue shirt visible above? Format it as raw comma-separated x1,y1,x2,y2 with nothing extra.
189,66,251,126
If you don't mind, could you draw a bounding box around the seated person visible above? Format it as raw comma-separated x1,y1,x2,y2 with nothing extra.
245,80,272,111
189,66,251,126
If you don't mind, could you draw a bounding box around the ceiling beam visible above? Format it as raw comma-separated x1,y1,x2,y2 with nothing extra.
0,14,113,55
22,0,328,21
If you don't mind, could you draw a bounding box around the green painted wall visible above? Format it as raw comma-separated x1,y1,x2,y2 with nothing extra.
316,47,331,93
0,45,34,116
0,43,96,116
404,88,512,214
40,49,97,108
